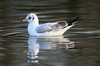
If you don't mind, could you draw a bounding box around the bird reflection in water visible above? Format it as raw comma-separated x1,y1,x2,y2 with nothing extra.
23,36,75,63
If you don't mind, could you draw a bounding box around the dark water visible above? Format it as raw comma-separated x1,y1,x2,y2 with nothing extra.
0,0,100,66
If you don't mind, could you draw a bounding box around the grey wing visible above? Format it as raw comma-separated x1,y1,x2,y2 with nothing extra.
36,21,68,33
53,21,68,29
36,23,56,33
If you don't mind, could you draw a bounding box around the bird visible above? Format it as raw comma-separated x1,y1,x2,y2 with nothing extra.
22,13,81,37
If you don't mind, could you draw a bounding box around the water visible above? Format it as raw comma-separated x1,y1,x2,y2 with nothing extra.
0,0,100,66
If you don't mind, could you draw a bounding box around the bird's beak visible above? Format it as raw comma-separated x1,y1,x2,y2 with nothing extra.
22,19,27,22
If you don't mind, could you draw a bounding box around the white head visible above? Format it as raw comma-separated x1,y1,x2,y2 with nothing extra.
23,13,39,23
22,13,39,36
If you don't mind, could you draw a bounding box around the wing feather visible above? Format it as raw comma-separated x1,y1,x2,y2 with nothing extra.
36,21,67,33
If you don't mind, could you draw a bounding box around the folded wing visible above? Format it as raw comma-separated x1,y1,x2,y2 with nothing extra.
36,21,67,33
36,16,81,33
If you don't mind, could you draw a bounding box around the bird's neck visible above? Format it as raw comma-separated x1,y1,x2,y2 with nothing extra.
31,19,39,27
28,20,39,36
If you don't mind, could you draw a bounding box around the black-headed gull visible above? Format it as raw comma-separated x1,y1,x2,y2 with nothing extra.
22,13,81,36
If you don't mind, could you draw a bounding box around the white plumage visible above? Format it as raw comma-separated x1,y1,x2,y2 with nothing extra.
22,13,80,36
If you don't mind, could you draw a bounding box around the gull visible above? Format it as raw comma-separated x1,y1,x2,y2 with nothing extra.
22,13,81,36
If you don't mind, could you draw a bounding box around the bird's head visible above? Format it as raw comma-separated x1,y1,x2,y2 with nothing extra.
22,13,38,23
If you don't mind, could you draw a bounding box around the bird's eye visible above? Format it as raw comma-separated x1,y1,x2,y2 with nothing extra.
32,17,34,20
28,17,31,19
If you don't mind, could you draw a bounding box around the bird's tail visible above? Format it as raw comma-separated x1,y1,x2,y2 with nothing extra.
67,16,82,26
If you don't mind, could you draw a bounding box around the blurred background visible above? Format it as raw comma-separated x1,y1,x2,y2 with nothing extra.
0,0,100,66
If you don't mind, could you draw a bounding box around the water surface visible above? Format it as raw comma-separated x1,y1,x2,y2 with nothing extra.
0,0,100,66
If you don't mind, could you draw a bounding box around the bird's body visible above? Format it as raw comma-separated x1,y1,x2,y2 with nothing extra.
23,13,81,37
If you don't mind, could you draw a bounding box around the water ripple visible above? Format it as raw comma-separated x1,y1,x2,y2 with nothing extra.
74,30,100,34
